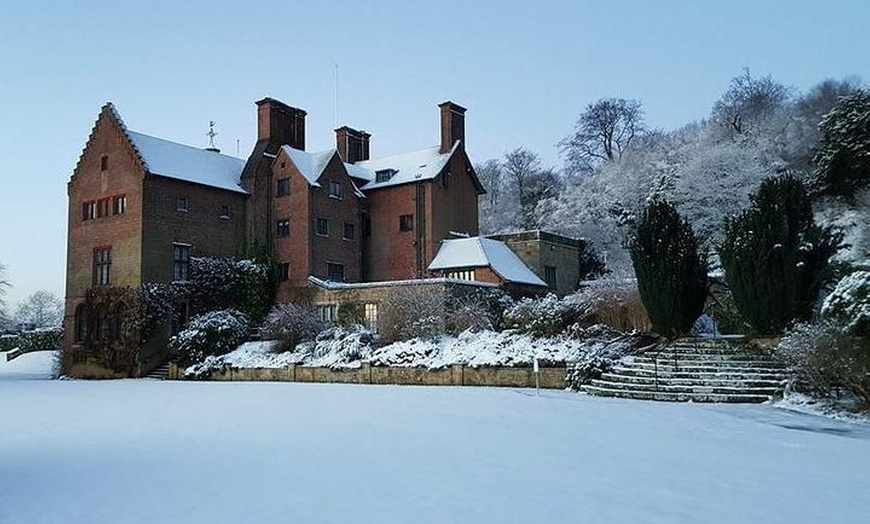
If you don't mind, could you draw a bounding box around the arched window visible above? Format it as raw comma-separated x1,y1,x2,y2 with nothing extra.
74,304,88,343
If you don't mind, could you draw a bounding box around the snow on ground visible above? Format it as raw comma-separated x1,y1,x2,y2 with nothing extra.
0,349,56,380
3,355,870,523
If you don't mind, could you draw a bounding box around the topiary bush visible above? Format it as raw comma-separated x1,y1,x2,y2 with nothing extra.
720,175,842,335
19,328,63,351
169,309,249,364
260,303,326,351
629,197,708,338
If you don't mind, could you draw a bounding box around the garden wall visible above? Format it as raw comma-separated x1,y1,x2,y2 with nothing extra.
168,362,567,389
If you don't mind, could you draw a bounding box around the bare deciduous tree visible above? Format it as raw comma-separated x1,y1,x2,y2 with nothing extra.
560,98,645,175
712,68,790,139
503,148,552,230
15,290,63,328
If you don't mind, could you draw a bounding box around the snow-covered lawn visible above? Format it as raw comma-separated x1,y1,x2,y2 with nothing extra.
3,352,870,523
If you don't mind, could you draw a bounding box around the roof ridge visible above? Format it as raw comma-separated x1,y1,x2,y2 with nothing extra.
128,129,244,161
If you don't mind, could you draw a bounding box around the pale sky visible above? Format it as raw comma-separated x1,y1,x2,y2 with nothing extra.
0,0,868,309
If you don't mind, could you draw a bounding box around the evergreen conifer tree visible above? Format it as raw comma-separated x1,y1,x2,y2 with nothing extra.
630,198,708,338
813,90,870,200
719,175,842,335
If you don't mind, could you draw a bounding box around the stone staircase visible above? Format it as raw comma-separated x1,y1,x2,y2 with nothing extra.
583,338,788,403
144,362,170,380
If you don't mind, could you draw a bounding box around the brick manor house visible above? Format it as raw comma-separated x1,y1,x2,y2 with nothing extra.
64,97,589,376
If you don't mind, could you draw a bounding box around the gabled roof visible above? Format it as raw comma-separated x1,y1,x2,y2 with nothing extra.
125,131,247,193
349,142,460,190
280,145,337,187
428,237,548,287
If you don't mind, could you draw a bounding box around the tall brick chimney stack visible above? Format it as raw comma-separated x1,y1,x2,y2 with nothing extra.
439,101,466,154
255,97,306,150
335,126,371,163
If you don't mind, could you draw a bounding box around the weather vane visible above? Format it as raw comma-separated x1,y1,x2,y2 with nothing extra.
207,120,218,149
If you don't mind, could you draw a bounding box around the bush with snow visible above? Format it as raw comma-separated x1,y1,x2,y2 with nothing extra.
260,303,325,351
169,309,249,364
445,288,511,335
565,280,650,333
503,294,571,337
379,284,445,343
0,334,19,352
293,325,377,368
777,320,870,411
821,271,870,337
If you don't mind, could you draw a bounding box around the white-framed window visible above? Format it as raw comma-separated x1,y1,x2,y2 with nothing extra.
447,269,475,281
329,181,344,199
364,303,378,332
316,304,338,323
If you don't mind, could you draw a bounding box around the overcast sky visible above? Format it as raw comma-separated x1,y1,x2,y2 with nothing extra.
0,0,868,309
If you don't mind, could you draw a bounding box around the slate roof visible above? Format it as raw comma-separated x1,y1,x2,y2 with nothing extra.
126,131,247,193
349,142,460,190
428,237,548,287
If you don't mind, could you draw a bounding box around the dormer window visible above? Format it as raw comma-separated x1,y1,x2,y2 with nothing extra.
375,169,395,183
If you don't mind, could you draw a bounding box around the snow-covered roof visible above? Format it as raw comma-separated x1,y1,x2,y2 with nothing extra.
350,142,459,190
428,237,548,287
125,131,247,193
281,146,336,187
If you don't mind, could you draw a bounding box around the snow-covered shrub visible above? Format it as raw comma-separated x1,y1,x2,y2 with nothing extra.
777,320,870,410
260,303,325,351
445,288,511,335
19,328,62,351
821,271,870,337
564,280,651,333
295,325,377,368
169,309,249,364
504,294,569,337
379,284,445,343
189,257,238,314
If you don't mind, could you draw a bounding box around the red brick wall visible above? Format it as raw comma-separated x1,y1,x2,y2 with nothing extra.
64,107,145,350
273,150,363,302
426,150,480,265
140,176,247,283
363,183,418,281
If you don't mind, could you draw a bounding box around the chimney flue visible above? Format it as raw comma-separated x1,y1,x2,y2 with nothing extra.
335,126,371,163
255,97,307,150
439,101,466,154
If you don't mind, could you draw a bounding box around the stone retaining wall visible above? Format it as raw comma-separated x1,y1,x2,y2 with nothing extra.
169,362,567,389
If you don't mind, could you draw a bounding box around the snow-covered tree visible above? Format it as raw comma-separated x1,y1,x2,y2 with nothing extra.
560,97,646,176
813,90,870,199
14,290,63,328
711,68,791,141
0,263,9,321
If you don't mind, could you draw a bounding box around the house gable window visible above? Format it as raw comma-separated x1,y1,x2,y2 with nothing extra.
277,220,290,237
220,205,231,219
399,214,414,232
176,196,189,212
100,155,108,171
82,201,97,221
93,247,111,286
112,195,126,215
276,178,290,197
328,181,344,199
172,243,191,281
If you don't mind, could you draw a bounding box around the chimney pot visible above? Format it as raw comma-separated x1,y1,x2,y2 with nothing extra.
335,126,371,163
